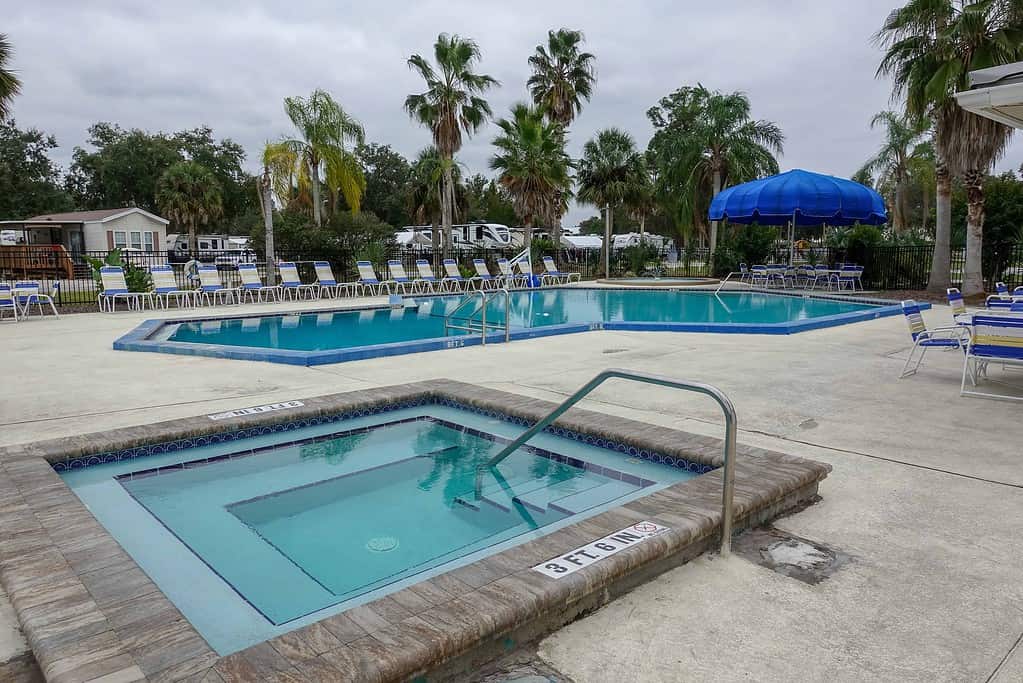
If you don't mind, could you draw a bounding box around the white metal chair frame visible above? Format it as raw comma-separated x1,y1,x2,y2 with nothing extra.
13,281,59,317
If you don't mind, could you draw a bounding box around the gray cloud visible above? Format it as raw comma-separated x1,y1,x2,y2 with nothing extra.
6,0,1021,226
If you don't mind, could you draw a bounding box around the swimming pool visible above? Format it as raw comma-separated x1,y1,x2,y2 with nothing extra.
60,400,697,654
115,287,909,365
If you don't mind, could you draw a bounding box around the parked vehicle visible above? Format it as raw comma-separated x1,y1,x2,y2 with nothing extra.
398,222,512,250
166,234,252,263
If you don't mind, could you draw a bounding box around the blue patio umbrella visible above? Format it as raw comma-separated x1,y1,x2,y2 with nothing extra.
708,168,887,264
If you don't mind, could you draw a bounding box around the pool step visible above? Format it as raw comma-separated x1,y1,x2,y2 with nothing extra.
546,479,640,515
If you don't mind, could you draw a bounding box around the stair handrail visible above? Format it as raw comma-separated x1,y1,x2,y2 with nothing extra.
474,368,738,555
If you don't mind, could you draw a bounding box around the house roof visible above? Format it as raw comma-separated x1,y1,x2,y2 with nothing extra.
23,207,170,225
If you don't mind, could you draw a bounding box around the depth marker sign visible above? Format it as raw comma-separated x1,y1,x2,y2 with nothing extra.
208,401,304,421
533,521,669,578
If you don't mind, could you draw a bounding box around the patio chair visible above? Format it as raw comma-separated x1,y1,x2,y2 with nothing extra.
541,256,581,285
238,263,281,303
387,260,419,294
0,284,19,322
899,300,969,379
356,261,391,296
497,259,528,289
738,263,750,283
278,262,319,300
809,264,834,290
835,265,864,292
515,259,538,287
946,287,972,327
470,259,499,291
414,259,439,293
98,266,149,312
995,282,1009,297
150,265,195,309
13,281,59,317
313,261,352,298
961,314,1023,401
196,265,240,306
748,265,772,288
442,259,466,292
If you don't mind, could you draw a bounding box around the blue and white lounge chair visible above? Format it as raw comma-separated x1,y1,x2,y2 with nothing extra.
98,266,148,312
13,281,58,317
497,258,527,289
470,259,499,291
961,314,1023,401
995,282,1010,297
197,265,239,306
356,261,391,295
899,300,969,378
442,259,466,292
150,265,195,308
238,263,281,303
313,261,351,298
414,259,439,293
387,260,419,294
0,284,19,322
278,262,319,300
835,265,863,291
541,256,580,285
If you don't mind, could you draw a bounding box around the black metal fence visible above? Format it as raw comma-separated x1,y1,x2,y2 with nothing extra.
2,243,1022,307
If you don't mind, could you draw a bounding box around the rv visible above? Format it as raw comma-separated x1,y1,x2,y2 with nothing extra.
398,222,512,250
166,234,254,263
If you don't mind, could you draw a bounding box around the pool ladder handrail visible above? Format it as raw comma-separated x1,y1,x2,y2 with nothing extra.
474,368,739,555
443,287,511,345
714,272,755,293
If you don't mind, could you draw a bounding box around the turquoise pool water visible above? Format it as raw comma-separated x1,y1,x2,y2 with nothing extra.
163,289,880,352
60,404,694,654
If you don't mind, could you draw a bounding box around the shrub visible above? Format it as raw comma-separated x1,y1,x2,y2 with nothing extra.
84,249,152,293
622,243,661,276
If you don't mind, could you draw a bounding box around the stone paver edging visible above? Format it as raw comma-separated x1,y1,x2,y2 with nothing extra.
0,380,830,682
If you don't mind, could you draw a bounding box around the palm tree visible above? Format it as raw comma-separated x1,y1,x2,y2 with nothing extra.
907,140,936,233
0,34,21,120
405,34,498,259
527,28,596,249
577,128,644,277
625,161,657,243
281,89,365,226
156,161,224,253
408,147,445,264
857,111,932,231
489,103,572,247
876,0,1023,297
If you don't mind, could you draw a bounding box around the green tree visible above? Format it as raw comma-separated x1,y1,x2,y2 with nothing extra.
0,34,21,120
357,143,412,226
857,111,931,231
624,159,656,242
645,85,783,260
174,126,255,232
876,0,1023,297
281,89,366,226
405,33,499,258
156,161,224,252
489,103,572,246
527,28,596,249
577,128,645,277
408,147,446,261
0,120,73,218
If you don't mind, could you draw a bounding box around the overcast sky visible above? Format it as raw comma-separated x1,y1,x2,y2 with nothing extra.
6,0,1022,226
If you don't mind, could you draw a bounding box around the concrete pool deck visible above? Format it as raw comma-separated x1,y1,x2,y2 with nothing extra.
1,291,1022,681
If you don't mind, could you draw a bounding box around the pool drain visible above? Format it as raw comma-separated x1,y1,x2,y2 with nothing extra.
366,536,399,552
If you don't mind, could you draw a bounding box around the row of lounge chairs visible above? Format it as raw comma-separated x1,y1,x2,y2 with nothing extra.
738,263,864,291
97,256,581,312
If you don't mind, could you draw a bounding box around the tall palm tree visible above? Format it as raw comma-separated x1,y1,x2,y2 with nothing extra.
408,147,445,264
156,161,224,253
577,128,644,277
527,28,596,249
0,34,21,120
489,103,572,247
281,89,365,226
877,0,1023,296
405,34,498,259
857,111,932,231
625,161,656,242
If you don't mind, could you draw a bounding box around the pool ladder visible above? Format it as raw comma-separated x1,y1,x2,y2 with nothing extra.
473,369,739,556
443,287,511,345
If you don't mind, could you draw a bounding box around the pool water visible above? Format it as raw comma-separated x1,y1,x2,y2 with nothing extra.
163,289,880,352
61,404,694,653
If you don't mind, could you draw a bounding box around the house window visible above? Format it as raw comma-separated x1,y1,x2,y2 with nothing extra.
113,231,127,249
143,231,155,251
130,231,143,250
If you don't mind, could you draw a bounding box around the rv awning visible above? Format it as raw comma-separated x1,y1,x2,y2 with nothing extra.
954,62,1023,130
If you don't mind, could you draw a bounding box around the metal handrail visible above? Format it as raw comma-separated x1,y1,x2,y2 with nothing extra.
474,368,738,555
443,287,511,345
714,272,754,293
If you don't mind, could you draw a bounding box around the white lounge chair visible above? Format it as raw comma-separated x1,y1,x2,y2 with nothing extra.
150,265,195,309
899,300,969,378
442,259,466,292
470,259,499,291
196,265,240,306
356,261,391,295
238,263,281,303
314,261,352,298
0,284,19,322
497,259,527,289
540,256,580,285
961,314,1023,401
13,281,58,317
387,260,419,294
98,266,149,312
414,259,439,293
278,262,319,300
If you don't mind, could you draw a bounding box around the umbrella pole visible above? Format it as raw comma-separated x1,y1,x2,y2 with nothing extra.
789,210,796,267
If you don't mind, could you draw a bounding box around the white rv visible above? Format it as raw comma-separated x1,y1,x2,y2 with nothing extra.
166,233,254,263
398,223,512,249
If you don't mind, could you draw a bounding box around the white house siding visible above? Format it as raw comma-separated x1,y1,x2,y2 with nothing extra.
83,213,166,252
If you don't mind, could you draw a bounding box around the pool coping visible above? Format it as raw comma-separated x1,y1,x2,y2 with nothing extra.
0,380,831,682
111,287,920,366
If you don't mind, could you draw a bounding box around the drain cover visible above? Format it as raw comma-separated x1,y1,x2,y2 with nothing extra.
366,536,399,552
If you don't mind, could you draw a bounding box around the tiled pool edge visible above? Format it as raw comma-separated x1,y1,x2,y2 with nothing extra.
111,289,919,366
0,380,831,682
